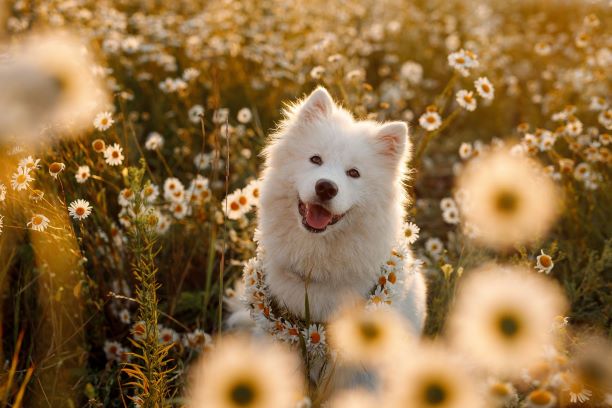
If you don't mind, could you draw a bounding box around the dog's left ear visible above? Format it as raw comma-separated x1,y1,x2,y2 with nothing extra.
297,86,334,123
375,121,409,162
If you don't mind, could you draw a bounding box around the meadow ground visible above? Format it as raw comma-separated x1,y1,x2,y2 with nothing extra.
0,0,611,407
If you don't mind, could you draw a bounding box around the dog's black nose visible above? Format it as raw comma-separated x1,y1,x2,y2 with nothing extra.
315,179,338,201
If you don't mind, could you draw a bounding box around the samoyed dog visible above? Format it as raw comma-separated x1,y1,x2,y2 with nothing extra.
228,86,426,390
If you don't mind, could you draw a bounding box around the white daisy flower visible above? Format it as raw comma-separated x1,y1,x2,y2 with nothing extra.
535,250,554,274
539,132,556,151
141,183,160,203
243,180,261,207
156,214,172,234
419,110,442,131
188,104,204,124
475,77,495,100
310,66,325,79
182,67,200,81
458,142,473,159
93,111,114,131
144,132,164,150
118,188,136,207
565,375,593,404
573,162,590,181
425,237,444,257
443,207,460,224
169,201,189,219
163,177,185,201
18,156,41,171
222,191,248,220
237,107,252,124
440,197,457,211
182,329,212,350
456,89,477,111
589,96,608,111
0,183,6,201
189,175,209,194
11,167,34,191
27,214,50,231
68,199,92,220
402,222,420,244
212,108,229,124
104,143,124,166
598,109,612,130
304,324,326,356
158,327,179,344
103,340,123,361
448,49,479,76
194,152,211,170
118,309,130,324
75,165,91,183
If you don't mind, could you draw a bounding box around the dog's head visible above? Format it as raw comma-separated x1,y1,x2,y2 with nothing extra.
261,86,410,235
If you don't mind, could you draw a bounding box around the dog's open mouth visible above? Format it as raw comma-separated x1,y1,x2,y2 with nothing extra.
298,198,345,233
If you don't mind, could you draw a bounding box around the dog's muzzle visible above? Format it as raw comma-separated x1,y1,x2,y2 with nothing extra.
298,197,345,233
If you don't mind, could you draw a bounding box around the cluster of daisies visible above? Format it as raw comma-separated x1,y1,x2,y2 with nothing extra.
418,49,495,132
221,179,261,220
1,156,94,235
240,236,419,360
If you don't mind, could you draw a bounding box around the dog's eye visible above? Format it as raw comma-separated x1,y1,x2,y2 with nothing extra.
310,155,323,165
346,168,360,178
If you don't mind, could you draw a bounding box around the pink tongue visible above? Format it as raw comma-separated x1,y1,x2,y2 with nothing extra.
306,204,333,229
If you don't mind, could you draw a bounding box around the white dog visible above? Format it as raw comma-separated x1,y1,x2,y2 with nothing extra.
228,86,427,390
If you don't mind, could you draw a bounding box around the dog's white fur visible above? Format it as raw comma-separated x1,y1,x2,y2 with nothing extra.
227,87,427,392
251,86,427,332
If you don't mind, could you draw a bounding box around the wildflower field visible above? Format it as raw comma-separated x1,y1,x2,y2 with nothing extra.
0,0,611,407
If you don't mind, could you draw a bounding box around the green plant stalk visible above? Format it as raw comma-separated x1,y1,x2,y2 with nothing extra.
122,165,172,407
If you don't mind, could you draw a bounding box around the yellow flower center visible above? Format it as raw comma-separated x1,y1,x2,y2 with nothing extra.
230,201,240,211
32,215,43,225
228,379,257,407
358,320,380,342
496,311,522,340
93,140,105,151
76,207,85,216
422,380,450,406
490,383,510,397
528,389,553,405
494,189,519,215
17,174,26,183
539,255,552,268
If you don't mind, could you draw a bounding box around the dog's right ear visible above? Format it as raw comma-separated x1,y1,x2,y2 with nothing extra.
296,87,334,123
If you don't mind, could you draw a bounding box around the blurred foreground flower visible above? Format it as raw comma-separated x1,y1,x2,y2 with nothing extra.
187,335,303,408
0,31,109,144
329,304,412,366
382,342,483,408
456,149,559,250
448,265,567,376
